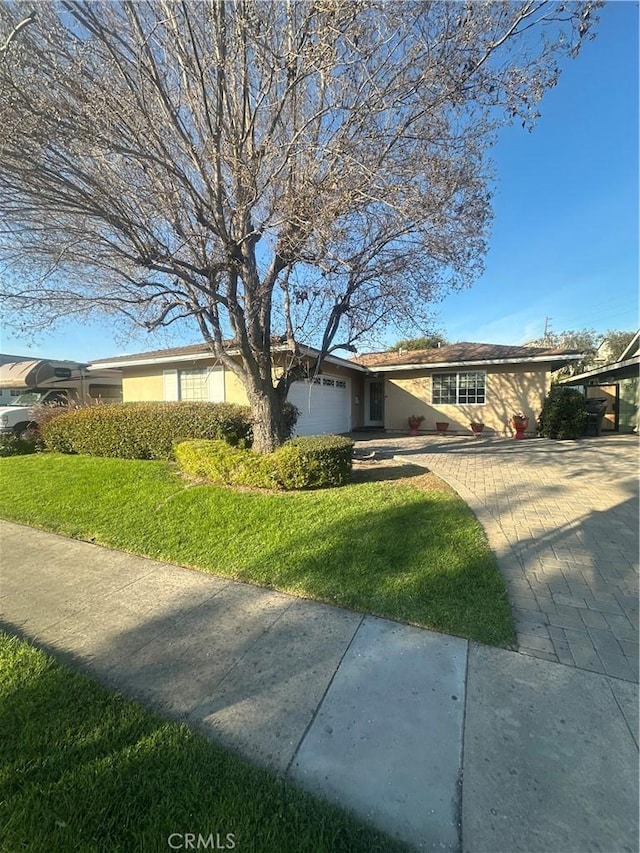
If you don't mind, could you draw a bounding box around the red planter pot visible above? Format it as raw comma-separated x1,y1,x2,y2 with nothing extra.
512,418,529,439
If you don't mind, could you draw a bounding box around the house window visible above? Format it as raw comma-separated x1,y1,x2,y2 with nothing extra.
179,368,209,401
432,372,485,405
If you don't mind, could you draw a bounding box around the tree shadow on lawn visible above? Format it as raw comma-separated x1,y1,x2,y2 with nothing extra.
119,469,515,648
224,496,515,648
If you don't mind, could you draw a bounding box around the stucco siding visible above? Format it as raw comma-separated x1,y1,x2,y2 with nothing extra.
384,365,549,434
350,373,365,429
224,370,249,405
122,368,164,401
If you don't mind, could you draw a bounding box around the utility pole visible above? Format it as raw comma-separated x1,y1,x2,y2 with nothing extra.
543,316,553,340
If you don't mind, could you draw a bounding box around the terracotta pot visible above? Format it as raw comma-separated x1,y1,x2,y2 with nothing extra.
436,421,449,435
470,422,484,437
511,417,529,440
408,417,424,436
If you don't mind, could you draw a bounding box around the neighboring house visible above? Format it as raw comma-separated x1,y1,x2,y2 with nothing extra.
89,341,581,437
593,337,617,367
558,331,639,434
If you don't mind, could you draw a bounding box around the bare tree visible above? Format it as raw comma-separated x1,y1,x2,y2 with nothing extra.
0,1,600,451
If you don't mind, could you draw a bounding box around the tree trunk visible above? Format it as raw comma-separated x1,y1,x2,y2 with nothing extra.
248,385,288,454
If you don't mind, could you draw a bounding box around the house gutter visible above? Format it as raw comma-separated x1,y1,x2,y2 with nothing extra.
87,353,230,369
367,353,583,372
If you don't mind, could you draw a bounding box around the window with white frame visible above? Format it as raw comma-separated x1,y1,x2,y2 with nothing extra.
432,371,486,405
178,368,209,401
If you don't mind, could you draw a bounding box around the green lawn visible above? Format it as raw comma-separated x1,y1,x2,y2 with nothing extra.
0,633,407,853
0,453,515,646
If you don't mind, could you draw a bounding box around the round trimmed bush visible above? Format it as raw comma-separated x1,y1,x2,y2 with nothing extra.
272,435,354,489
175,434,354,490
538,386,587,439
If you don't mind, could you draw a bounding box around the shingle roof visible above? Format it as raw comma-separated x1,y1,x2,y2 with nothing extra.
352,341,582,367
91,339,582,370
90,342,218,365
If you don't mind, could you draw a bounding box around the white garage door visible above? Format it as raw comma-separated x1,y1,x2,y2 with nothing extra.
287,374,351,436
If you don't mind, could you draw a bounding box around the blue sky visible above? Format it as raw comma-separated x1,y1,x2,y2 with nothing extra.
432,0,639,347
2,1,638,361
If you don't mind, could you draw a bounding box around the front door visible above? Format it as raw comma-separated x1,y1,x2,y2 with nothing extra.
365,379,385,427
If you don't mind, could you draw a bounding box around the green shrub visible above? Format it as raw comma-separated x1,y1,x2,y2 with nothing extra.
174,439,266,485
272,435,354,489
282,402,301,440
0,433,41,457
41,402,252,459
538,385,587,439
175,434,354,490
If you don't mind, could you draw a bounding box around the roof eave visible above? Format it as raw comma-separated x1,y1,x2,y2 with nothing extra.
89,345,368,373
299,345,368,372
557,354,640,384
370,353,582,372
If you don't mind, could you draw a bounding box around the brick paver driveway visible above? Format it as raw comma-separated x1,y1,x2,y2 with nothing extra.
353,433,639,682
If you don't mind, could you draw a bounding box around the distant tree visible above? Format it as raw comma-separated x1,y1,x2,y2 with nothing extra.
530,328,636,376
0,1,601,452
388,335,449,352
603,330,636,361
532,328,600,355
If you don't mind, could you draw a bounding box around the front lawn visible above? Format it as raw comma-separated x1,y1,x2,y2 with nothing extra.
0,453,515,646
0,633,406,853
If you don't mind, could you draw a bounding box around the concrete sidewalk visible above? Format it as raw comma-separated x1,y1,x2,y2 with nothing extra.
1,520,638,852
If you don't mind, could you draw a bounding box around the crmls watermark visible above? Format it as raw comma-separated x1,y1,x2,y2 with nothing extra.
167,833,236,850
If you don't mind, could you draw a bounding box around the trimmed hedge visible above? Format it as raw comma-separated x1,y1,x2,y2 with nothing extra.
41,402,253,459
175,435,354,490
0,434,41,457
538,385,587,439
275,435,354,489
